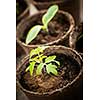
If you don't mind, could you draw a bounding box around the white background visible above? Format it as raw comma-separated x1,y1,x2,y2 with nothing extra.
0,0,100,100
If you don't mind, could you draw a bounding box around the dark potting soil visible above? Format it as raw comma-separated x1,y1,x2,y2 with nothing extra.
20,14,70,45
19,54,80,93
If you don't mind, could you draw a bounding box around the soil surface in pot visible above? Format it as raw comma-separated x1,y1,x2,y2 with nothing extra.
20,13,70,45
19,53,80,93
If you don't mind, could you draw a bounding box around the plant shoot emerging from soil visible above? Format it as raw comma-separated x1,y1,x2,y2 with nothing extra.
25,46,60,76
25,5,59,44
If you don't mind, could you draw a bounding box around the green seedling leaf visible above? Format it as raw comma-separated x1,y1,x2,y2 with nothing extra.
30,49,35,58
30,54,46,63
30,56,40,63
30,47,44,58
48,63,58,69
25,5,58,45
45,55,56,63
29,61,36,76
42,5,59,29
26,46,60,76
29,56,38,62
53,60,60,66
40,55,47,61
46,63,58,76
26,25,42,44
35,47,44,53
25,66,30,72
36,63,44,75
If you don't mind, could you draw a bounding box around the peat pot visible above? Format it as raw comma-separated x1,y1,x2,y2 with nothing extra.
17,46,83,100
69,22,83,57
16,10,75,54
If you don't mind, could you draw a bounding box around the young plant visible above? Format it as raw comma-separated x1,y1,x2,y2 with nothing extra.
25,46,60,76
25,5,59,44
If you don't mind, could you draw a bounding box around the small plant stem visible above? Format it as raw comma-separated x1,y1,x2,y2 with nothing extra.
42,26,49,33
38,53,42,63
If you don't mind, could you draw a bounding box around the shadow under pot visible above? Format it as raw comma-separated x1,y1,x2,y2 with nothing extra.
69,22,83,57
16,46,83,100
16,10,75,54
16,0,29,25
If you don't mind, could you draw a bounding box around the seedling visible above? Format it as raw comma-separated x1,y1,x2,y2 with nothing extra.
25,46,60,76
25,5,59,44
